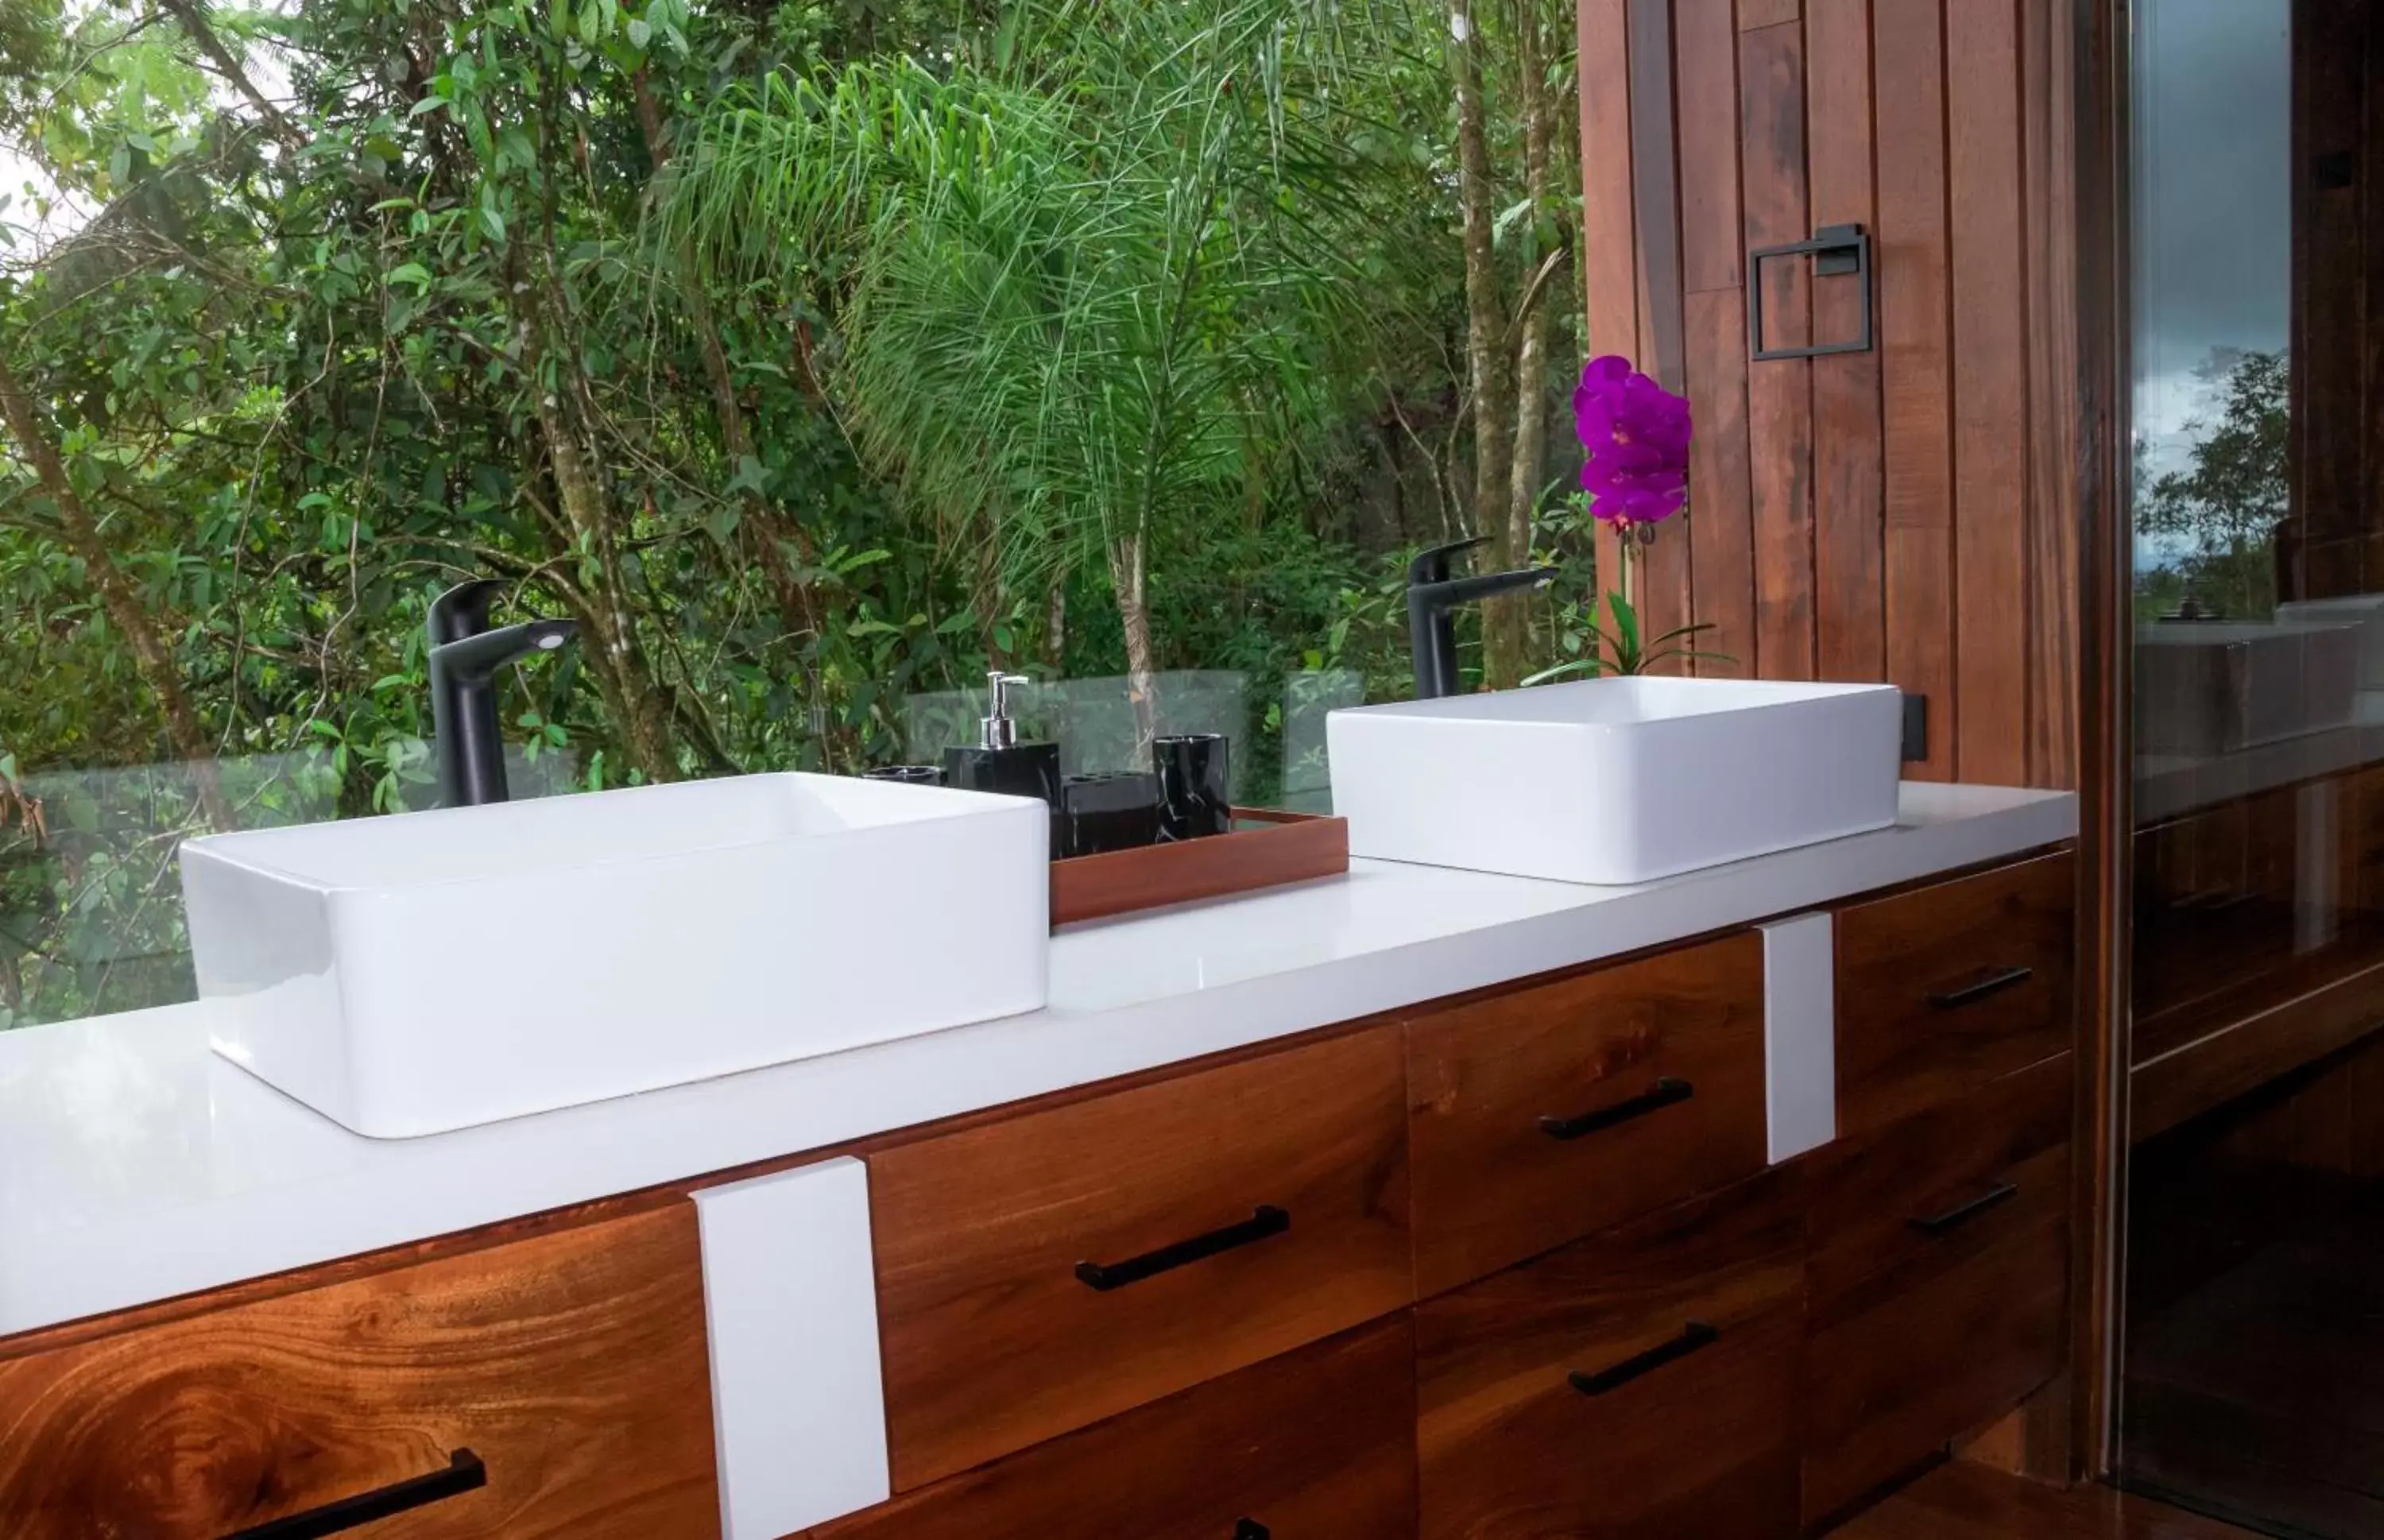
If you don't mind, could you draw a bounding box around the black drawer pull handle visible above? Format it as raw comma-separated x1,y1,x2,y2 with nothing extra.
1235,1522,1271,1540
1539,1076,1694,1141
1568,1321,1720,1396
1926,965,2034,1010
1909,1181,2019,1236
220,1449,486,1540
1076,1205,1291,1291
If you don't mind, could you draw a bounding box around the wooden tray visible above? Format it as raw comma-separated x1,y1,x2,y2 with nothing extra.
1049,808,1349,928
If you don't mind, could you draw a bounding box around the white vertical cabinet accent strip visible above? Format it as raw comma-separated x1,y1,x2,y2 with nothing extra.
1760,912,1836,1163
695,1155,891,1538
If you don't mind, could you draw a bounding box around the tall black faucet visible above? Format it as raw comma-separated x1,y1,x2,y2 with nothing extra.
427,578,578,807
1407,536,1557,699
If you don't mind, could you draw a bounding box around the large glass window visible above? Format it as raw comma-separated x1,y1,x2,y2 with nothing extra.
2122,5,2384,1534
0,0,1595,1027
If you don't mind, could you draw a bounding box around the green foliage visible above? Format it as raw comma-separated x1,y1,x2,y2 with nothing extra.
0,0,1582,1025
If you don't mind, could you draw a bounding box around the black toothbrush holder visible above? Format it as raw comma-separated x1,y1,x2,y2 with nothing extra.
1152,733,1231,842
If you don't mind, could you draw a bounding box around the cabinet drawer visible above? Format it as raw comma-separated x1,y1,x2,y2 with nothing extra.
809,1316,1417,1540
1808,1052,2073,1305
0,1206,718,1539
1407,932,1767,1296
1802,1192,2069,1525
870,1026,1412,1490
1417,1172,1803,1540
1836,851,2075,1135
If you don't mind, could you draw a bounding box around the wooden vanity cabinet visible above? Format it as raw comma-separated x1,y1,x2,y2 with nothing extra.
0,845,2080,1540
1800,1056,2074,1525
803,1316,1418,1540
867,1023,1414,1492
0,1205,718,1540
1834,851,2076,1135
1405,931,1768,1296
1416,1170,1805,1540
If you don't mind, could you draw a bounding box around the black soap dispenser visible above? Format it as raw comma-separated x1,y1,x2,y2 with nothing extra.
943,670,1063,854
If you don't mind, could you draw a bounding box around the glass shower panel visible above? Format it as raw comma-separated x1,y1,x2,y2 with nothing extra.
2122,3,2384,1535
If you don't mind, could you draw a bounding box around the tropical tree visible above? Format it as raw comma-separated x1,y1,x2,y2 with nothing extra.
664,0,1414,740
2138,347,2287,620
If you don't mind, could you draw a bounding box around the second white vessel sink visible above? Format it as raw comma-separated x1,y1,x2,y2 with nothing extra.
1327,676,1903,884
181,773,1051,1137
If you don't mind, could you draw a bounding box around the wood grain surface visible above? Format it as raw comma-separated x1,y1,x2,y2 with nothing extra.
869,1025,1413,1491
1417,1170,1804,1540
1405,931,1767,1296
1833,1459,2254,1540
1804,1198,2069,1524
1049,810,1348,928
1569,0,2081,785
0,1204,718,1539
808,1317,1418,1540
1836,850,2077,1134
1808,1051,2073,1305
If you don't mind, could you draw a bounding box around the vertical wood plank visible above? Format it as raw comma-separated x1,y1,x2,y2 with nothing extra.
1686,292,1757,676
1680,0,1747,296
1741,15,1817,679
1581,0,1635,627
1947,0,2030,784
1740,0,1801,29
2293,2,2367,601
1875,0,1955,779
1679,0,1757,677
1631,0,1694,658
1806,0,1887,684
2353,5,2384,602
2022,0,2078,788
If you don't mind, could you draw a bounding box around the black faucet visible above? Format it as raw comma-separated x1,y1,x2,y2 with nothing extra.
1407,536,1557,699
427,578,578,807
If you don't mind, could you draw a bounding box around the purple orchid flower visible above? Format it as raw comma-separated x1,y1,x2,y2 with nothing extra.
1573,354,1692,529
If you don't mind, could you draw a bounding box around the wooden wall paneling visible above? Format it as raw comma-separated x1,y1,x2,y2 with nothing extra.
2022,0,2080,790
1678,0,1756,677
1581,0,1635,633
1739,0,1800,32
2356,6,2384,602
1946,0,2031,785
2289,2,2367,602
1630,0,1696,654
1806,0,1887,684
1874,0,1956,780
1740,12,1817,679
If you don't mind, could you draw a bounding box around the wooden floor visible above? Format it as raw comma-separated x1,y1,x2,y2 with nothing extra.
1831,1462,2257,1539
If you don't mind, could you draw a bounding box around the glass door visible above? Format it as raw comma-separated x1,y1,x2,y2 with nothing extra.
2122,2,2384,1533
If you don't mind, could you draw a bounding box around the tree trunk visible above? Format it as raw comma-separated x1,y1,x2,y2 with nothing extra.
1108,531,1158,752
972,532,1009,668
157,0,304,152
1451,0,1519,689
1042,579,1067,672
528,384,679,786
513,296,677,785
630,70,826,656
1498,0,1560,683
0,351,233,830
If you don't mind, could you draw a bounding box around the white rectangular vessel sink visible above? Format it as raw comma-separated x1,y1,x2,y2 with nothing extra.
1326,676,1903,884
180,774,1051,1137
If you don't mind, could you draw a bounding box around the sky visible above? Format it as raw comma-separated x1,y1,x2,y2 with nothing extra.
2131,0,2292,462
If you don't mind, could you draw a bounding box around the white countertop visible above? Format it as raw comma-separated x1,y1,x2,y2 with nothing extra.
2135,687,2384,822
0,780,2074,1340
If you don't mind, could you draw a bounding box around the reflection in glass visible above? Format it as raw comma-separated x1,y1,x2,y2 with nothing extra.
2123,6,2384,1536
